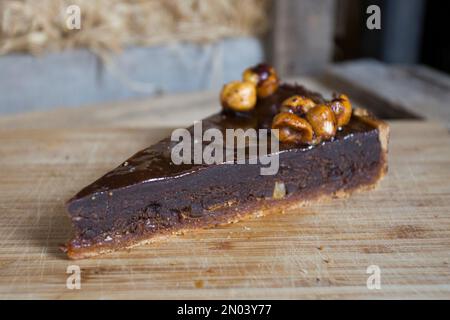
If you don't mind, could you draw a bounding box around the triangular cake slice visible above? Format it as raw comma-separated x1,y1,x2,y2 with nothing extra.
65,67,389,259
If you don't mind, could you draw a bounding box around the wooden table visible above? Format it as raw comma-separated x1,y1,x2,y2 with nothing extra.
1,74,450,299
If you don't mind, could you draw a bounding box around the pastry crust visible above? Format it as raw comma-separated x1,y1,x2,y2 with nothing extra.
66,108,389,259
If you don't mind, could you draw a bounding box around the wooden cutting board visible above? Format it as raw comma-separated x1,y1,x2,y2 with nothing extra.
0,120,450,299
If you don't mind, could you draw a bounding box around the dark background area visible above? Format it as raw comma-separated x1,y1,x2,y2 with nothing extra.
334,0,450,75
421,0,450,74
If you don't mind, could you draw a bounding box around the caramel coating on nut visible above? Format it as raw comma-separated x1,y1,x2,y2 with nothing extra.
242,63,279,98
242,69,259,86
280,95,316,115
330,94,352,127
220,81,257,112
306,105,337,140
272,112,314,144
258,73,279,98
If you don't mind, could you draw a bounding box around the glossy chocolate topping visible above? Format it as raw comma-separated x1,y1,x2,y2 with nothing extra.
71,84,375,200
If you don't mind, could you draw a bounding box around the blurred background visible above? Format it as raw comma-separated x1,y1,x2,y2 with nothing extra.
0,0,449,122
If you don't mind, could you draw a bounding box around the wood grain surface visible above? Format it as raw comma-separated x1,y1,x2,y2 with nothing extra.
1,119,450,299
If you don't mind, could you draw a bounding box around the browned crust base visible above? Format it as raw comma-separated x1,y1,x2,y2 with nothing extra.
66,109,389,259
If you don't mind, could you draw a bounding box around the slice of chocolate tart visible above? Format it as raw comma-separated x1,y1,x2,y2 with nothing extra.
65,67,389,259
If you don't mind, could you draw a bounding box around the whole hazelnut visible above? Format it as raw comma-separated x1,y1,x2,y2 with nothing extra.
220,81,257,112
306,105,337,140
280,95,316,115
242,63,279,98
272,112,314,144
330,94,352,127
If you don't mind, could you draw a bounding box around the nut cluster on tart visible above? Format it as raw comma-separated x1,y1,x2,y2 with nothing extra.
220,63,353,145
220,63,279,112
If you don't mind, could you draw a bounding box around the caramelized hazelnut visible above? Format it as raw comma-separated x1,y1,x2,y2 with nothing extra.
242,63,279,98
272,112,314,144
280,95,316,115
306,105,337,140
330,94,352,127
242,69,259,86
220,81,257,112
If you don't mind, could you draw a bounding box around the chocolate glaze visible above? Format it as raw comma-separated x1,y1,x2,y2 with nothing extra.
66,84,383,252
71,84,348,198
